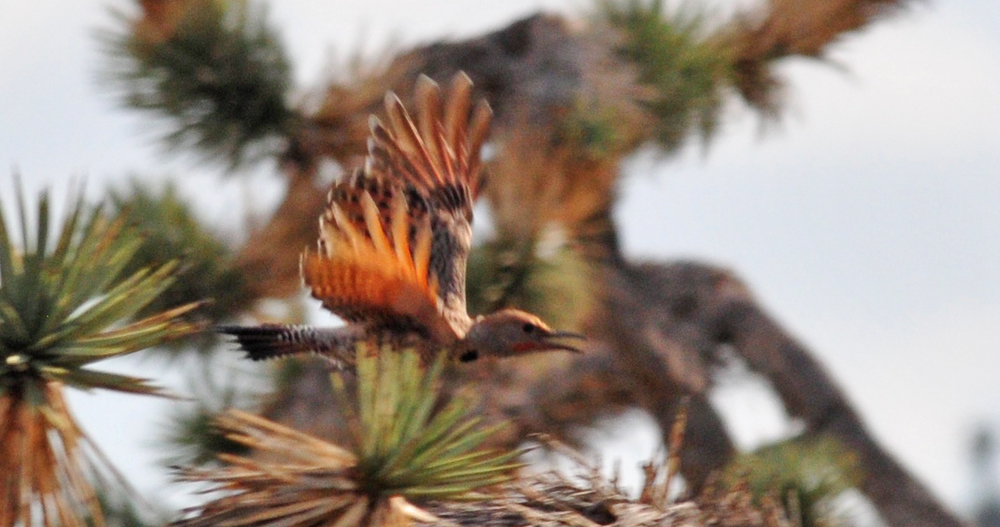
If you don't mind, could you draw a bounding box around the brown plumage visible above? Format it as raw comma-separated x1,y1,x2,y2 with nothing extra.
222,73,583,368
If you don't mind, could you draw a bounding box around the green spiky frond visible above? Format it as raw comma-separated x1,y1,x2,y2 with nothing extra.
109,180,250,354
466,234,593,332
599,0,732,152
351,349,520,500
720,436,863,527
159,354,270,468
0,183,202,526
94,480,169,527
102,0,296,168
174,348,520,527
0,186,200,397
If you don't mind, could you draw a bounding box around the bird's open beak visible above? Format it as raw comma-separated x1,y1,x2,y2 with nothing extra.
541,330,587,353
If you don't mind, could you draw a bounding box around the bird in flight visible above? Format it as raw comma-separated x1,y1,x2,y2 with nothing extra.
222,73,584,368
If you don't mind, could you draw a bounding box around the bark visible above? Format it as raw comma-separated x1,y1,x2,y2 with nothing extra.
623,261,963,527
724,0,912,113
595,263,736,492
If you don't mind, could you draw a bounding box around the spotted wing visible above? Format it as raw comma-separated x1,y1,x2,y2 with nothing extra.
302,170,457,343
366,73,492,322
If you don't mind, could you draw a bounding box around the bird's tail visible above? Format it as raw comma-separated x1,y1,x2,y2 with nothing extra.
218,324,362,369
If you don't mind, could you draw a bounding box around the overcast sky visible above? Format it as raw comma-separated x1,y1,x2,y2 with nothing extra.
1,0,998,521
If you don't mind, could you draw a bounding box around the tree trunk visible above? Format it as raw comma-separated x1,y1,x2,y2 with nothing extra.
622,261,963,527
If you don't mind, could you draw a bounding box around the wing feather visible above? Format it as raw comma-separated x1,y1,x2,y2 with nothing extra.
360,192,393,255
303,172,456,343
373,73,490,207
389,192,414,272
415,76,446,180
330,203,363,252
369,122,430,190
465,100,493,199
443,74,472,154
412,217,433,286
363,73,492,322
384,92,442,186
308,72,492,336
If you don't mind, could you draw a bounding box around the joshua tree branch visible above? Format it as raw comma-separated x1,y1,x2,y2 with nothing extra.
626,261,962,527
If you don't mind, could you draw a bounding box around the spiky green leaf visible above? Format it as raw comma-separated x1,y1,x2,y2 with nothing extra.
101,0,296,168
598,0,731,152
0,183,202,399
346,348,521,501
107,181,252,355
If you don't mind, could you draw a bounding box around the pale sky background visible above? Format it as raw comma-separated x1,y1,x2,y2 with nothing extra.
1,0,998,522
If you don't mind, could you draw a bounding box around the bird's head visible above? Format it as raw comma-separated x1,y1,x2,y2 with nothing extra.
457,308,585,362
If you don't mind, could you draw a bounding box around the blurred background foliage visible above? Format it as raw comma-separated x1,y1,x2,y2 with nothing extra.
720,436,864,527
103,0,296,168
2,0,963,524
0,184,201,526
599,0,733,152
108,179,251,353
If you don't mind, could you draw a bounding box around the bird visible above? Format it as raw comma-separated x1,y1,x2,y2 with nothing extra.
221,72,584,369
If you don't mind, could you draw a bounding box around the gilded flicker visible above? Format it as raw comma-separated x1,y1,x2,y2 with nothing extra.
222,73,584,368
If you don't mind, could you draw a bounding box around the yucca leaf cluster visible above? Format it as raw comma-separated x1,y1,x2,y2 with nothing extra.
353,348,520,500
600,0,731,152
175,348,521,527
103,0,295,168
0,185,201,526
0,187,200,397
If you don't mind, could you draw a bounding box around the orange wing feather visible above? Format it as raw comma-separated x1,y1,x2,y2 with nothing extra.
365,74,492,322
303,72,492,341
302,176,457,343
372,73,492,209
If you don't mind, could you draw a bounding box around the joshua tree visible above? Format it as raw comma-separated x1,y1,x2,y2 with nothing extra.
39,0,965,525
0,185,199,526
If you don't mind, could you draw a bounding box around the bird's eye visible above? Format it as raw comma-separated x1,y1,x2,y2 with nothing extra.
459,350,479,362
522,323,536,334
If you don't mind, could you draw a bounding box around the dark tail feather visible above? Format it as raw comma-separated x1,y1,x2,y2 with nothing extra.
217,324,298,361
217,324,359,368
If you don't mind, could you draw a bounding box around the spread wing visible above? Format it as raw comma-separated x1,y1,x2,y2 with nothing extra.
302,169,457,343
366,73,492,324
303,72,491,340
